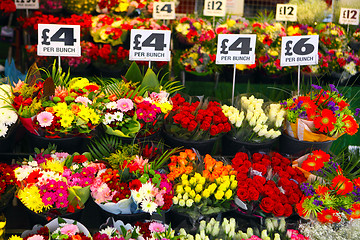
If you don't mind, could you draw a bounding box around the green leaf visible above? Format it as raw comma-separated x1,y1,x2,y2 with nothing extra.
58,217,66,224
141,68,160,92
125,62,143,83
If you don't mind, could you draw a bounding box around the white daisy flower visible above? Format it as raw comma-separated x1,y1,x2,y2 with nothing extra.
105,102,117,110
139,182,154,200
103,113,115,125
4,109,18,125
141,200,158,215
0,124,8,137
132,190,143,203
114,112,123,122
99,226,118,237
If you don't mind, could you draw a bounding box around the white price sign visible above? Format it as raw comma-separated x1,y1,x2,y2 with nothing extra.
216,34,256,65
15,0,39,9
339,8,360,25
203,0,226,17
129,29,171,61
153,2,175,20
276,4,297,22
280,35,319,67
37,24,81,57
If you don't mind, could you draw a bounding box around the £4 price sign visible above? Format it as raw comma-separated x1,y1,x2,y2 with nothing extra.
37,24,81,57
339,8,360,25
276,4,297,22
15,0,39,9
216,34,256,65
129,29,171,61
203,0,226,17
153,2,175,20
280,35,319,67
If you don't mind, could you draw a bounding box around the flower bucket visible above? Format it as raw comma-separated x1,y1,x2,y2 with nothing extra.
279,133,333,156
0,122,18,154
162,130,218,155
222,134,278,156
0,186,15,212
45,218,91,237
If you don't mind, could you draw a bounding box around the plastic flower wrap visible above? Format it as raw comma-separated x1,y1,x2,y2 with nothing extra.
133,221,178,240
215,18,251,34
232,152,306,218
222,95,284,143
179,44,217,74
170,152,237,218
93,217,140,240
165,94,231,141
49,218,91,240
0,84,18,138
282,84,360,142
14,146,100,218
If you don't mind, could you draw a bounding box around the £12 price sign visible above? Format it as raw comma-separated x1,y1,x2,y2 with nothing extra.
129,29,171,61
203,0,226,17
339,8,360,25
37,24,81,57
276,4,297,22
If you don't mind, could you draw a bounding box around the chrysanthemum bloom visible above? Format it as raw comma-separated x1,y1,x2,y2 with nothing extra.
331,175,354,195
314,109,337,133
116,98,133,112
37,111,54,127
342,115,359,135
317,208,341,223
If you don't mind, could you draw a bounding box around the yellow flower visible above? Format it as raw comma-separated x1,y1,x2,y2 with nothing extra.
60,115,73,128
231,180,238,190
195,184,203,193
208,183,217,193
195,194,202,203
194,172,202,180
202,189,211,198
268,49,279,57
18,186,46,213
225,189,233,199
330,30,338,36
227,19,236,28
53,102,68,113
181,174,188,181
156,102,172,114
41,160,65,173
9,236,23,240
176,185,184,194
189,53,198,60
193,22,201,30
184,186,192,193
236,64,248,71
230,175,235,181
68,77,90,90
189,177,197,186
214,190,224,200
218,183,228,192
182,180,189,186
189,190,196,198
118,1,129,12
198,176,206,185
77,105,91,122
99,29,108,41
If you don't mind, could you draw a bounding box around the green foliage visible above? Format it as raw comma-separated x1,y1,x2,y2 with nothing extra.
125,62,143,83
88,135,123,160
104,144,140,169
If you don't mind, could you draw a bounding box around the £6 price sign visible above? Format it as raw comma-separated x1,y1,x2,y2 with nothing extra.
15,0,39,9
129,29,171,61
203,0,226,17
276,4,297,22
280,35,319,67
37,24,81,57
339,8,359,25
153,2,175,20
216,34,256,65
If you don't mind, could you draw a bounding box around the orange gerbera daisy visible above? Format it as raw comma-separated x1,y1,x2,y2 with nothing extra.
315,185,329,195
342,115,359,136
302,156,325,172
312,149,330,162
331,175,354,195
317,208,341,223
348,203,360,219
314,109,337,133
354,177,360,187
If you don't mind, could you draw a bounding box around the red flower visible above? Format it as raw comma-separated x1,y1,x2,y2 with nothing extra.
314,109,337,133
260,197,275,213
342,115,359,136
302,156,325,172
272,202,285,217
317,208,341,223
331,175,354,195
129,179,142,191
348,203,360,219
73,155,88,163
283,203,293,217
315,185,329,195
248,187,260,201
237,187,249,201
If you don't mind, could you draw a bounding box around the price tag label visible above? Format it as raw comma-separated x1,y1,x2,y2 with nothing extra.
276,4,297,22
153,2,175,20
129,29,171,61
203,0,226,17
280,35,319,67
37,24,81,57
15,0,39,9
216,34,256,65
339,8,360,25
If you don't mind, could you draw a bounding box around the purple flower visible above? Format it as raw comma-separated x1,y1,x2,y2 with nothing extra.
329,84,339,93
300,182,315,196
311,84,322,90
339,207,352,215
355,108,360,117
299,111,307,118
313,199,323,206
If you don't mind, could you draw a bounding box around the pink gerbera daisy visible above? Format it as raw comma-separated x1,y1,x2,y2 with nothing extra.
116,98,134,112
149,222,165,233
37,111,54,127
60,224,79,236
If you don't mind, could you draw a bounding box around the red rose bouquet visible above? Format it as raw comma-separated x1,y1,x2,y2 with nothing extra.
164,94,231,141
232,152,306,218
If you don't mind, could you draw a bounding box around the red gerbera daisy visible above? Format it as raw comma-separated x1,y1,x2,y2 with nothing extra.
342,115,359,136
331,175,354,195
314,109,337,133
312,149,330,162
348,203,360,219
302,156,325,172
317,208,341,223
315,185,329,195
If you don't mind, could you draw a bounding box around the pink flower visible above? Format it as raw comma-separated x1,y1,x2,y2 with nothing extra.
154,193,164,207
37,111,54,127
27,235,45,240
60,224,79,236
133,155,148,171
116,98,134,112
75,96,92,107
54,152,69,160
149,222,165,233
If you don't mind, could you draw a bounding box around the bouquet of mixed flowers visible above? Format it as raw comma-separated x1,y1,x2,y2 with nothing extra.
216,18,251,34
232,152,306,218
14,146,100,219
282,84,360,142
62,0,97,14
165,94,231,141
39,0,63,12
179,44,217,75
89,43,130,71
317,23,348,51
170,151,237,218
128,17,170,30
301,52,331,75
49,218,91,240
97,0,133,13
287,24,318,36
0,84,18,138
353,29,360,42
174,17,216,46
222,95,284,143
324,49,359,80
133,221,179,240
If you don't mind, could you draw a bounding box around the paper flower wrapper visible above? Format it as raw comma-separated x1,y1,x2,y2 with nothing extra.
292,154,325,183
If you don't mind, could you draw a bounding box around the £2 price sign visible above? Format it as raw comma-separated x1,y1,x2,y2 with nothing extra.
339,8,359,25
280,35,319,67
15,0,39,9
37,24,81,57
153,2,175,20
203,0,226,17
276,4,297,22
216,34,256,65
129,29,171,61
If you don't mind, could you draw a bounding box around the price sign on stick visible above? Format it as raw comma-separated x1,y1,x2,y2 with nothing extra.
37,24,81,57
129,29,171,61
153,2,175,20
15,0,39,9
276,4,297,22
339,8,360,25
203,0,226,17
216,34,256,65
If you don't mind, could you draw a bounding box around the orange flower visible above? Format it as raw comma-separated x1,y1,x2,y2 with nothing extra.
354,177,360,187
45,107,54,113
302,156,325,172
71,104,81,114
317,208,341,223
134,96,144,104
311,150,330,162
109,94,117,101
348,203,360,219
331,175,354,195
315,185,329,195
71,235,82,240
342,115,359,136
314,109,337,133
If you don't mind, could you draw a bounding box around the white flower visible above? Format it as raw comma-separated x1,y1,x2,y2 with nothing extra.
75,96,92,107
132,190,143,203
258,125,268,136
103,113,115,125
14,166,34,181
249,116,257,127
0,124,8,137
141,200,158,214
114,112,123,122
139,182,154,200
99,226,117,237
275,116,284,128
179,199,185,207
28,161,38,167
228,115,236,125
265,129,274,139
272,130,281,139
186,199,194,207
2,109,17,126
172,196,179,204
246,110,253,121
105,102,117,110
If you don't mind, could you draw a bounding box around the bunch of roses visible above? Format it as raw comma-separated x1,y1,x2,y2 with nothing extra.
89,44,129,65
233,152,306,217
167,149,197,182
167,94,230,140
174,16,215,44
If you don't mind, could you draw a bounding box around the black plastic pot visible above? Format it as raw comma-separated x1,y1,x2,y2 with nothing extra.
279,133,333,156
162,130,218,155
114,131,161,144
222,134,278,156
0,123,17,154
